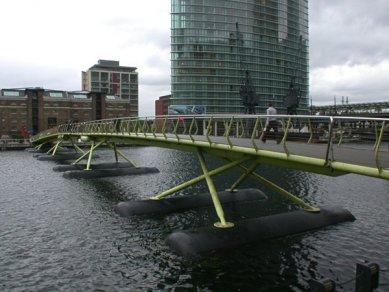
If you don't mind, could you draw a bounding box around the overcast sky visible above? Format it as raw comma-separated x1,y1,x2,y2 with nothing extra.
0,0,388,116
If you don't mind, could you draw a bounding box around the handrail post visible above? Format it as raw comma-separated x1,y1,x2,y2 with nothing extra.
188,117,195,141
251,117,260,151
325,117,334,165
281,117,292,155
181,117,187,135
374,121,386,172
173,117,180,140
151,118,157,137
337,119,343,146
205,117,213,145
225,117,234,148
307,118,313,144
162,118,168,139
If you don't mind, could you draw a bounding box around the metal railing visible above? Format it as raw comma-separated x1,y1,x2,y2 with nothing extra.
0,138,31,150
31,114,389,177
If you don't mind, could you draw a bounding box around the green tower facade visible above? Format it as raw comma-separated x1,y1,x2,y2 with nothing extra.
171,0,309,114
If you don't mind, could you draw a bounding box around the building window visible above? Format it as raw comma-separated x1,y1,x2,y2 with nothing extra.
48,92,64,98
2,90,21,97
101,72,109,81
48,117,57,128
73,94,88,99
122,74,129,83
91,72,99,82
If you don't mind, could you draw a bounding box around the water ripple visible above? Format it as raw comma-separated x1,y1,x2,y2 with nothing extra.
1,149,389,291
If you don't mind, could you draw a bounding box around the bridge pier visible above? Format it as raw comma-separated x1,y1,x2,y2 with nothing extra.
166,205,355,257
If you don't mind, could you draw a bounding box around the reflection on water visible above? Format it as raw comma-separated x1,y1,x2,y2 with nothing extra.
1,147,389,291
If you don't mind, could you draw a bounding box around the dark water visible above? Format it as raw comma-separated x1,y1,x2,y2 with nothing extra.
1,147,389,291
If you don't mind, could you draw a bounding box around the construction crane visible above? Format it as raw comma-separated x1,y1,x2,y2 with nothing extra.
284,36,304,115
236,22,258,114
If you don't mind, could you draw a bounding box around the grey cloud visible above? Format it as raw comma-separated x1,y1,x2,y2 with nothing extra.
140,73,170,87
106,18,170,50
310,0,389,68
145,51,170,70
0,61,80,91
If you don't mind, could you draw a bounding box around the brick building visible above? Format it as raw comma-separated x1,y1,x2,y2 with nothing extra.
0,87,132,138
155,94,171,116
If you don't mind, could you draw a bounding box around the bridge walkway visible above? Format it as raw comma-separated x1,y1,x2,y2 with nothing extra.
30,114,389,228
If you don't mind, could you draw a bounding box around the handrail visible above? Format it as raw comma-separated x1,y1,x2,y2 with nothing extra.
31,114,389,180
325,116,334,165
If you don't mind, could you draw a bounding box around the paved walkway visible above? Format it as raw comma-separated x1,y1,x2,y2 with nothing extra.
156,134,389,170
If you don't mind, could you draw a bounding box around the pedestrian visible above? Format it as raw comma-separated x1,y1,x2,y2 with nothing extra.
21,126,28,139
262,102,280,144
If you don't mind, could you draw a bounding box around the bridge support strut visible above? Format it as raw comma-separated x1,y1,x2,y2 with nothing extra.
107,142,138,168
226,161,258,192
151,156,250,201
225,158,319,212
197,148,234,228
70,138,138,170
47,136,64,155
70,137,85,154
72,139,105,170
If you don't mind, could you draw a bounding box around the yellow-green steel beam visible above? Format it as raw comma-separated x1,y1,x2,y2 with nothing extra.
46,138,62,155
70,139,85,154
71,139,105,168
107,142,138,168
197,148,234,228
85,140,95,170
374,121,386,172
113,143,119,163
237,163,320,212
57,132,389,179
227,161,258,192
151,155,250,200
31,116,389,181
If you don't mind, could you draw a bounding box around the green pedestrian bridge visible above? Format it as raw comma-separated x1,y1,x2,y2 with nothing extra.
30,114,388,229
30,114,389,255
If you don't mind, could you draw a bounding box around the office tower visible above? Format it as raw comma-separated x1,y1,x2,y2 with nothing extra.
171,0,309,114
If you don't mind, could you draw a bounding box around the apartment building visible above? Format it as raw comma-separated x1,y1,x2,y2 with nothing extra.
82,59,139,117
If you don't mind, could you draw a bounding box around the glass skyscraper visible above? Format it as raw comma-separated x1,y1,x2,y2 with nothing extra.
171,0,309,114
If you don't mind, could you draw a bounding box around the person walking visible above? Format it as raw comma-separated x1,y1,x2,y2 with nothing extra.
262,102,280,144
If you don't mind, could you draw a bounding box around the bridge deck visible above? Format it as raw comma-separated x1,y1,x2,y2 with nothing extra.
230,137,388,169
31,114,389,180
148,134,389,170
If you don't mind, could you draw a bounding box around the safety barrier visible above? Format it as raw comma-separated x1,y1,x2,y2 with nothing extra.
32,114,389,178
